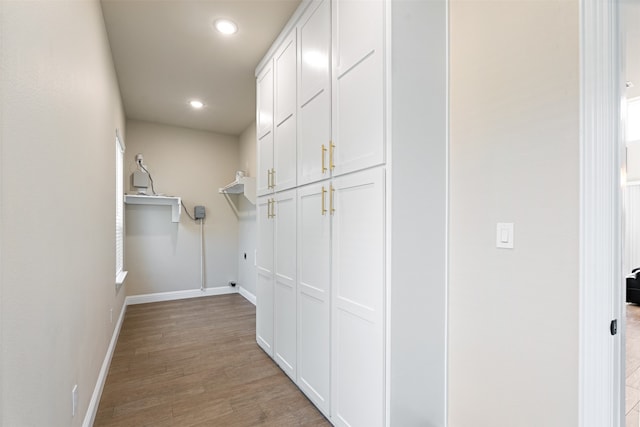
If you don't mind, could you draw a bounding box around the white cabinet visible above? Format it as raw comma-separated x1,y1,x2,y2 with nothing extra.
298,0,331,186
256,1,388,425
257,64,274,196
332,0,384,177
297,182,331,416
273,189,297,380
331,167,385,427
273,32,298,193
256,196,274,355
256,191,297,379
296,168,384,423
256,1,448,425
257,30,297,197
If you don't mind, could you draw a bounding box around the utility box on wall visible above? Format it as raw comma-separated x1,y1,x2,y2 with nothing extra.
194,205,206,219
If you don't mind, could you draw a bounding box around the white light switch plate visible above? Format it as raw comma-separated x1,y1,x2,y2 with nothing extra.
496,223,514,249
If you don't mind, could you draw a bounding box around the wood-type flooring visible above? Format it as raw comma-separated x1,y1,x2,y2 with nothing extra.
94,294,330,426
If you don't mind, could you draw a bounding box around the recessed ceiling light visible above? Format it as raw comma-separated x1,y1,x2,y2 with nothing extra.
214,19,238,35
190,100,204,109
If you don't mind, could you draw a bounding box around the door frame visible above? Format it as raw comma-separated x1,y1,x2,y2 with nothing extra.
579,1,624,426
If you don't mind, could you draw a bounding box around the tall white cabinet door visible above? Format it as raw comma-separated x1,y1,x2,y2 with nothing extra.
332,0,384,177
331,167,385,427
298,0,331,186
274,32,297,192
257,63,274,196
297,182,331,416
274,189,297,380
256,196,275,355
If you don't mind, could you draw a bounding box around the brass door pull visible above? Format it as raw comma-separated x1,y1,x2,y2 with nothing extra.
322,144,328,173
321,186,327,215
330,184,335,215
330,142,335,171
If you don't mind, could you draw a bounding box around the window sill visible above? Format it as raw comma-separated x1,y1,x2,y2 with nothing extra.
116,270,128,292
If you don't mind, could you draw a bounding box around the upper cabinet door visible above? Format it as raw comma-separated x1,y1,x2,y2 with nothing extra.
298,0,331,186
257,63,275,196
274,31,298,192
332,0,385,177
257,61,274,140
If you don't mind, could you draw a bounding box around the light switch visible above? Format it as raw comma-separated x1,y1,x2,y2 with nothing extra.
496,223,514,249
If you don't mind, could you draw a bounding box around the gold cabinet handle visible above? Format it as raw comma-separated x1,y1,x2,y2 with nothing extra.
330,142,335,171
321,186,327,215
271,168,276,189
267,169,272,189
268,198,276,218
322,144,327,173
267,199,272,218
330,184,335,215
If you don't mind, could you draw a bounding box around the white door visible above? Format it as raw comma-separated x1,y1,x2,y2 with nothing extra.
298,0,331,186
257,63,274,196
274,31,298,192
331,167,385,427
274,189,297,380
256,196,274,355
297,182,331,416
332,0,384,177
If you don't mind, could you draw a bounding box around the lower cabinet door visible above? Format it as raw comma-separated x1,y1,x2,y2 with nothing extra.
274,189,297,379
256,196,274,355
331,167,385,427
297,182,331,416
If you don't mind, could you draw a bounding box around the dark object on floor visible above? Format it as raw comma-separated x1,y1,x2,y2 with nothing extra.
627,268,640,304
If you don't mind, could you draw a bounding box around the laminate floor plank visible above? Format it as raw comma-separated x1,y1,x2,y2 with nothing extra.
95,294,330,426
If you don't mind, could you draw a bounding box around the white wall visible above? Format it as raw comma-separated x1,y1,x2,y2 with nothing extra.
449,1,580,426
0,0,126,425
237,122,257,298
124,120,240,295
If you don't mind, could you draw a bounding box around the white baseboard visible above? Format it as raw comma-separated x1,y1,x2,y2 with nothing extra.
125,285,237,305
238,286,256,305
82,302,127,427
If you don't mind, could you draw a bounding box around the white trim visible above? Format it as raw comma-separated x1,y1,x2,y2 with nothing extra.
82,302,127,427
238,286,257,305
579,1,623,426
125,286,237,305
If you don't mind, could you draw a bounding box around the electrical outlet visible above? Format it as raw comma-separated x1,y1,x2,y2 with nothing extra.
72,385,78,417
110,308,113,324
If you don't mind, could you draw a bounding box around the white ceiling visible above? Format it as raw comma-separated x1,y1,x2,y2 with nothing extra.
101,0,301,136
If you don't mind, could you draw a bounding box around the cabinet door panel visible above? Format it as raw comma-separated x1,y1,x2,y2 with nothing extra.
256,196,274,355
333,50,383,177
333,0,383,74
274,115,297,191
297,183,331,415
298,0,331,186
332,0,384,177
274,190,297,379
299,90,331,186
257,63,274,139
275,33,297,125
274,32,297,192
257,131,274,196
331,168,384,427
299,0,330,104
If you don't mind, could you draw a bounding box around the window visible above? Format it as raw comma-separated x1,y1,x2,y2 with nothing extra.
115,130,127,288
